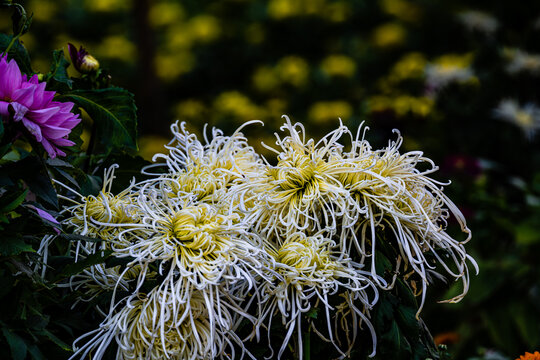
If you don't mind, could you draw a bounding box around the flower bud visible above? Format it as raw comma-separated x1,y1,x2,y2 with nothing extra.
68,43,100,74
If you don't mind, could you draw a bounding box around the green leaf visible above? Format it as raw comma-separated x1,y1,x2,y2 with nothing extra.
3,156,59,208
27,344,45,360
0,188,27,213
57,251,112,279
0,235,34,256
58,88,138,153
46,49,73,90
2,328,28,360
0,34,32,74
39,329,72,352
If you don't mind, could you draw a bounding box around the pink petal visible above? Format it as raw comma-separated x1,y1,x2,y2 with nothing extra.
0,101,9,117
9,102,29,122
53,137,75,146
40,137,57,158
28,107,60,124
21,117,43,141
12,85,36,107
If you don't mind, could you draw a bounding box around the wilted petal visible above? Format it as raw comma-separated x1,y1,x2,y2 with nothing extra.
22,117,43,141
9,102,30,122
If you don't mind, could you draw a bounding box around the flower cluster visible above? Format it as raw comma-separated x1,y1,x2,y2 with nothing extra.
56,116,476,359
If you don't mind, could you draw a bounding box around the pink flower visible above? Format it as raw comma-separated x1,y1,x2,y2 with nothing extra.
0,55,80,158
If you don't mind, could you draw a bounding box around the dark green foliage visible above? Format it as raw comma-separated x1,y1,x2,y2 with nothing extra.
59,88,138,154
0,34,32,74
46,49,73,91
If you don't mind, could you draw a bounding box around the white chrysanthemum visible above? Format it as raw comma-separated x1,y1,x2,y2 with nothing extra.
71,288,237,360
260,232,380,359
504,48,540,75
231,116,357,239
336,127,478,312
59,165,141,242
66,264,147,303
494,99,540,140
424,54,475,93
145,121,265,203
457,10,498,35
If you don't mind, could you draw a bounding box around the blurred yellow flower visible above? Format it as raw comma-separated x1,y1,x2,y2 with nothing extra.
320,55,356,78
188,15,220,43
393,95,433,116
29,1,57,22
138,135,169,161
174,99,208,127
166,25,193,51
325,1,351,22
372,22,407,48
84,0,130,12
308,101,352,124
276,56,309,87
213,91,264,121
267,0,326,19
268,0,300,19
265,98,288,119
149,2,185,27
303,0,326,16
252,66,280,93
380,0,422,22
435,53,474,69
368,95,433,117
31,57,50,75
390,52,427,80
155,52,195,80
95,35,136,62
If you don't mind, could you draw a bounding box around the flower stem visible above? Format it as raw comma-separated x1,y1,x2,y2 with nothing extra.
304,327,311,360
4,34,20,54
84,119,98,172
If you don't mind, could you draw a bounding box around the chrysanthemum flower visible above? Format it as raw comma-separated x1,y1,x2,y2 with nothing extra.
260,232,379,359
231,116,356,239
494,99,540,140
457,10,498,35
147,121,264,202
424,54,475,94
71,288,236,360
336,126,478,312
59,165,141,245
504,48,540,75
0,55,80,158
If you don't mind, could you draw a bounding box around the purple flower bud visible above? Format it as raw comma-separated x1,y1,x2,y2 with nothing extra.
68,43,100,73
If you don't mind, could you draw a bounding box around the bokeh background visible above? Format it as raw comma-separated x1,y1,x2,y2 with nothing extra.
2,0,539,358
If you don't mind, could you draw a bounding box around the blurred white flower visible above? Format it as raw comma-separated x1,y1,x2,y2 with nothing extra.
424,54,476,94
457,10,498,35
504,48,540,75
494,99,540,140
